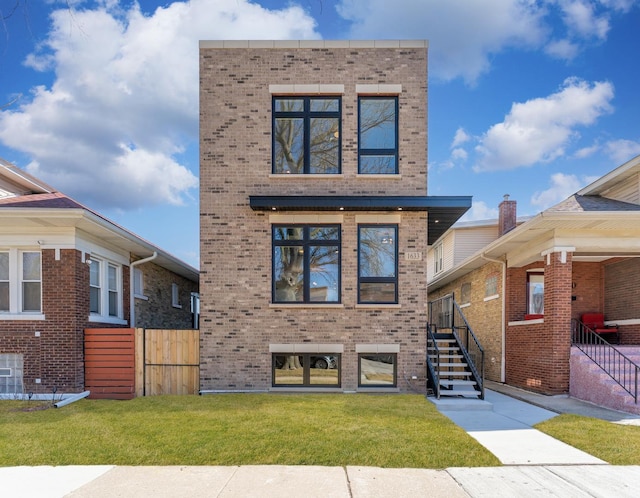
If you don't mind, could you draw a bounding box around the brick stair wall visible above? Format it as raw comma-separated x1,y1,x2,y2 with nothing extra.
570,346,640,415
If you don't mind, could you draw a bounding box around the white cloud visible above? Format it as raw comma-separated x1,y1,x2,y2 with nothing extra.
604,139,640,163
558,0,610,40
459,200,499,222
337,0,547,84
451,127,470,148
0,0,319,209
473,78,614,172
544,38,580,60
531,172,584,208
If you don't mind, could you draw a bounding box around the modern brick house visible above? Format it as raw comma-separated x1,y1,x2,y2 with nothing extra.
428,154,640,404
0,158,199,396
199,40,470,393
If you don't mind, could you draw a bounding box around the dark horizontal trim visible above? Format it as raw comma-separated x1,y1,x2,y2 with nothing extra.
249,195,472,245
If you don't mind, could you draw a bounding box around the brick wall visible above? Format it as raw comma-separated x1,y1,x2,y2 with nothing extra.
199,42,429,392
0,248,131,394
134,261,198,329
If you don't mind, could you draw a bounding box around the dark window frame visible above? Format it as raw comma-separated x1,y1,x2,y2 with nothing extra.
358,96,399,174
272,224,341,304
272,353,342,388
357,224,399,304
272,96,342,174
358,353,398,388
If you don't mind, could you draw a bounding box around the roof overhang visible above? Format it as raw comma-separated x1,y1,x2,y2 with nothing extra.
249,195,472,244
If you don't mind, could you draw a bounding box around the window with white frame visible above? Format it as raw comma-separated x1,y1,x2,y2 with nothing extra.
0,250,42,315
133,268,145,298
433,243,443,274
89,257,122,319
172,283,181,308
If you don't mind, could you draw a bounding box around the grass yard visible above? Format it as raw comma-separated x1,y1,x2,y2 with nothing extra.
0,394,500,468
535,414,640,465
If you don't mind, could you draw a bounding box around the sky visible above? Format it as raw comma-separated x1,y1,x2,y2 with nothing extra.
1,0,639,270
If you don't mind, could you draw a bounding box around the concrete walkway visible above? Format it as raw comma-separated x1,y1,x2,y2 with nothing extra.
3,386,640,497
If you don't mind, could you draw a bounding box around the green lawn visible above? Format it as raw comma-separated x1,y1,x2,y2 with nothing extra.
535,414,640,465
0,394,500,468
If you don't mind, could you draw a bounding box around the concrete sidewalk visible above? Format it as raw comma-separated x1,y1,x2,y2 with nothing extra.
3,387,640,497
3,464,640,497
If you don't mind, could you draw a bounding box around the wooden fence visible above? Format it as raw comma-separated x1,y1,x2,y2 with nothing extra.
85,328,199,399
135,328,200,396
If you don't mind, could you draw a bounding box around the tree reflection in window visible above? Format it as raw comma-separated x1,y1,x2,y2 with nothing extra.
358,97,398,174
273,225,340,303
273,97,340,174
358,225,398,303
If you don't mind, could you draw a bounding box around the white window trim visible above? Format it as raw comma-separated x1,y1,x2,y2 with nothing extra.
433,243,443,274
88,256,124,321
172,283,182,309
0,248,43,318
133,268,148,300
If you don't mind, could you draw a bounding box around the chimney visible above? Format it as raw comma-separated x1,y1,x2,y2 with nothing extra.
498,194,517,236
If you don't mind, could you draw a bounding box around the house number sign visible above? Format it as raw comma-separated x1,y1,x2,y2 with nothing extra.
405,252,422,261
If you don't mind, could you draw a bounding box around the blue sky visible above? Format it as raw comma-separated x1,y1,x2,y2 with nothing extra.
1,0,639,269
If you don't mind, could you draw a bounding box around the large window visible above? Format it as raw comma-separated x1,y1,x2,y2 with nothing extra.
358,225,398,304
358,353,397,387
527,272,544,315
89,257,122,320
272,225,341,304
358,96,398,174
273,97,341,174
272,354,341,387
0,250,41,314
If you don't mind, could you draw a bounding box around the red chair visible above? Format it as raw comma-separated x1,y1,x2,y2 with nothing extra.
580,313,619,343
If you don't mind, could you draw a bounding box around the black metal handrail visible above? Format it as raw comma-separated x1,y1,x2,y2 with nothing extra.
426,323,441,399
427,294,485,399
572,318,639,403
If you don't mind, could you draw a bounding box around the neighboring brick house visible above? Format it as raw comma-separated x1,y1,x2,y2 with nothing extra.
428,154,640,395
0,158,199,395
199,40,471,393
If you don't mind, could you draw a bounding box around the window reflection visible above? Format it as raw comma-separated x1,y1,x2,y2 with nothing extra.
273,354,340,387
359,354,397,387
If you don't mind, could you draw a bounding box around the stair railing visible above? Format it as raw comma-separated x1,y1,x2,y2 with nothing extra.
426,323,441,399
427,294,485,399
572,319,639,403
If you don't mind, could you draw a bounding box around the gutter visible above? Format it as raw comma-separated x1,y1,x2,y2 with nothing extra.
481,253,507,383
130,252,157,327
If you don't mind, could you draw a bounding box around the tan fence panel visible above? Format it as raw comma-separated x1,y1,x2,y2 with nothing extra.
141,329,199,396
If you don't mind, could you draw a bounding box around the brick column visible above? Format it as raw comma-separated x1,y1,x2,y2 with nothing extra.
541,247,574,394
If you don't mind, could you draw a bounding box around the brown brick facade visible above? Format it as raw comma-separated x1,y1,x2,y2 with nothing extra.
199,41,430,392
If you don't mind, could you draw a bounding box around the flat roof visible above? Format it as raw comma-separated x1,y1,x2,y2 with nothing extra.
199,40,428,49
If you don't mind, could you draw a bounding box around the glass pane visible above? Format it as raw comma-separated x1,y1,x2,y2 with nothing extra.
528,274,544,314
310,226,339,241
359,282,396,303
0,253,8,280
274,98,303,112
274,226,304,241
22,282,41,312
90,287,100,314
310,117,339,174
90,260,100,286
134,269,143,295
309,355,339,385
274,118,304,174
359,227,396,277
360,355,396,386
310,98,339,112
108,265,117,291
359,155,395,174
109,290,118,316
0,282,9,311
360,98,396,149
274,355,303,385
22,252,40,281
309,245,339,302
274,246,304,302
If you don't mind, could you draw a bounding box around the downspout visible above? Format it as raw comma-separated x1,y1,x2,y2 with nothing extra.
481,253,507,383
130,252,157,328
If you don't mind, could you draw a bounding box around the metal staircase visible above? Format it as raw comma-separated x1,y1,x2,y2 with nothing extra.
427,294,484,400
